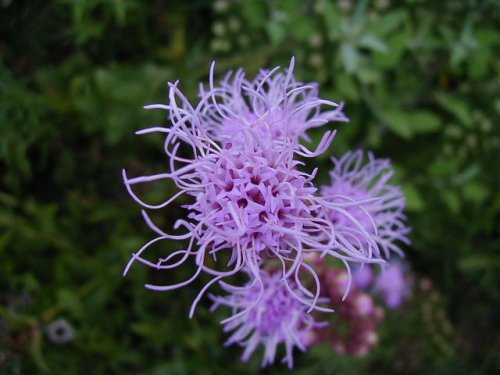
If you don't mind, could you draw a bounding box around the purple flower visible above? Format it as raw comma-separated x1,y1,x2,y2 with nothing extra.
374,261,412,309
122,60,383,316
210,269,327,368
322,150,410,259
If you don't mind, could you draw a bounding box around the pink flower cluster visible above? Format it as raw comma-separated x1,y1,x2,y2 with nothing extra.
315,265,384,357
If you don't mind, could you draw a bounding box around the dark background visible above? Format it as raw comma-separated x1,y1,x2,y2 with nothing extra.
1,0,499,374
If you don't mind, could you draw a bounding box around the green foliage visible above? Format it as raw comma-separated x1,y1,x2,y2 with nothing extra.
1,0,499,374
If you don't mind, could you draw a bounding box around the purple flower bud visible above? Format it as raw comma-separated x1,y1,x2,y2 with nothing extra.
354,293,375,316
374,261,412,309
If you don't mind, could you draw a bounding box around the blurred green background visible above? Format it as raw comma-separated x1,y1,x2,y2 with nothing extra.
1,0,499,374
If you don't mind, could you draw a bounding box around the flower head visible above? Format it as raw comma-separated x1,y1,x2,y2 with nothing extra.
322,150,410,259
210,269,327,368
122,60,378,317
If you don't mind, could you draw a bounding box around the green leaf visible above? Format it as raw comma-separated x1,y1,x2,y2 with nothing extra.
241,1,268,29
335,73,360,101
320,0,341,40
404,183,425,211
435,93,472,127
267,22,286,45
352,0,368,29
409,111,442,133
442,189,461,213
142,363,187,375
468,47,491,79
288,16,316,42
373,26,411,68
384,110,441,138
462,182,488,204
384,110,413,139
429,158,461,177
451,44,468,67
0,229,14,253
57,288,84,319
459,255,500,271
29,328,50,373
357,68,381,84
340,42,360,73
368,10,406,36
466,40,494,79
358,34,388,53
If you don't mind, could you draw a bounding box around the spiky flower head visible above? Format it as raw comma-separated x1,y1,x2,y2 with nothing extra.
322,150,410,259
122,60,381,316
210,269,327,368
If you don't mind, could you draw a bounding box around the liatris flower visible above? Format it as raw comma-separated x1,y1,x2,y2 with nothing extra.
210,269,327,368
122,60,381,316
322,150,410,259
